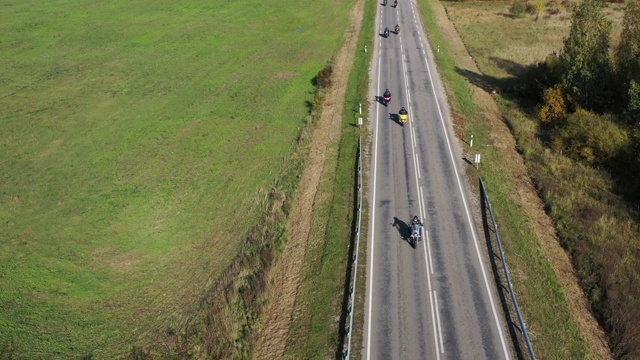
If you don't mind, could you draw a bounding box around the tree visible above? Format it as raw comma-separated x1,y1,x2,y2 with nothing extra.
616,0,640,121
560,0,613,112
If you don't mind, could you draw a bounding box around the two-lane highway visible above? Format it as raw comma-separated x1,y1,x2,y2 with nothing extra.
364,0,512,359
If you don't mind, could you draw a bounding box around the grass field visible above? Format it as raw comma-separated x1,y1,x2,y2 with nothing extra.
0,0,355,357
444,1,624,80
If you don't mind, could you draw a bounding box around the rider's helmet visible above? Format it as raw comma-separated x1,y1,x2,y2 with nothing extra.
413,215,419,223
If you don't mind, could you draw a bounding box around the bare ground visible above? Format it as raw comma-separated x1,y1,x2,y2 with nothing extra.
425,0,611,358
253,0,364,358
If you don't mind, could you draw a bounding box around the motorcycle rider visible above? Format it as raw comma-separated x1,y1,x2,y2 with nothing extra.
383,89,391,105
394,0,398,6
409,216,422,243
399,106,407,115
395,24,400,33
384,27,390,37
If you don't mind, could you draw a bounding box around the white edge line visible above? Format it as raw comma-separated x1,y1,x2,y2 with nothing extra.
434,290,444,352
428,291,441,359
366,45,383,360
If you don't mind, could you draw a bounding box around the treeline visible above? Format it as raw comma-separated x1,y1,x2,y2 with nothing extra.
517,0,640,358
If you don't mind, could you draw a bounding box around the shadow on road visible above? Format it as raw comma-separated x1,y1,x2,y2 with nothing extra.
392,217,411,245
374,95,389,106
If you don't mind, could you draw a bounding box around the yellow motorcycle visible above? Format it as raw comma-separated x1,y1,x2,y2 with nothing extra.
399,107,408,125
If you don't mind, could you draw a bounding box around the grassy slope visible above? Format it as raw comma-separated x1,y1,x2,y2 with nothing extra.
415,0,587,358
0,0,352,357
285,0,374,358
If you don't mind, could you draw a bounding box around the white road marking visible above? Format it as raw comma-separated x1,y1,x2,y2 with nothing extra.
365,41,383,360
420,186,434,275
434,290,444,353
428,289,441,359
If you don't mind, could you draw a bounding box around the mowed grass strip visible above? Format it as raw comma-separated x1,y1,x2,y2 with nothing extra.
415,0,585,357
0,0,353,357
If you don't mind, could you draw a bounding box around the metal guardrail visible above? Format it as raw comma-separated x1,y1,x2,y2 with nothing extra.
479,176,536,360
344,135,363,360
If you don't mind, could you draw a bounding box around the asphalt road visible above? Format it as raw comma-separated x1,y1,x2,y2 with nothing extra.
363,1,512,359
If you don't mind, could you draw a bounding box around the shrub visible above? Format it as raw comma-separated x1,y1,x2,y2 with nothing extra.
551,109,629,167
315,64,333,90
525,2,536,14
537,85,568,123
532,1,546,19
510,0,527,18
519,52,562,100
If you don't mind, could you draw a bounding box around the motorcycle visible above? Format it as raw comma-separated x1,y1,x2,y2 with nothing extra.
398,107,408,125
383,0,387,5
383,93,391,106
409,221,422,248
394,0,398,7
395,25,400,34
383,28,390,38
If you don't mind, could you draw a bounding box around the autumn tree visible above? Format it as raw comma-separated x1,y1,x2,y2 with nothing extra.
560,0,613,112
538,85,568,123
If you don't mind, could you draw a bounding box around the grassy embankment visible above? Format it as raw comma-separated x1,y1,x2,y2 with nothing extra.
415,0,589,358
0,0,353,357
445,2,640,358
285,0,375,358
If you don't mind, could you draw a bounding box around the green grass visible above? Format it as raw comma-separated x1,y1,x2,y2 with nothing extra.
284,0,374,358
0,0,355,357
415,0,586,357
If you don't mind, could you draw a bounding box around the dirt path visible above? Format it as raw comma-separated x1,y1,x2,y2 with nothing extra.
426,0,611,358
253,1,364,358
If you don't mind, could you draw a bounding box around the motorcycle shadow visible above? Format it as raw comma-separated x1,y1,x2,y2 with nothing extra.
389,113,401,125
375,96,388,106
392,217,411,245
